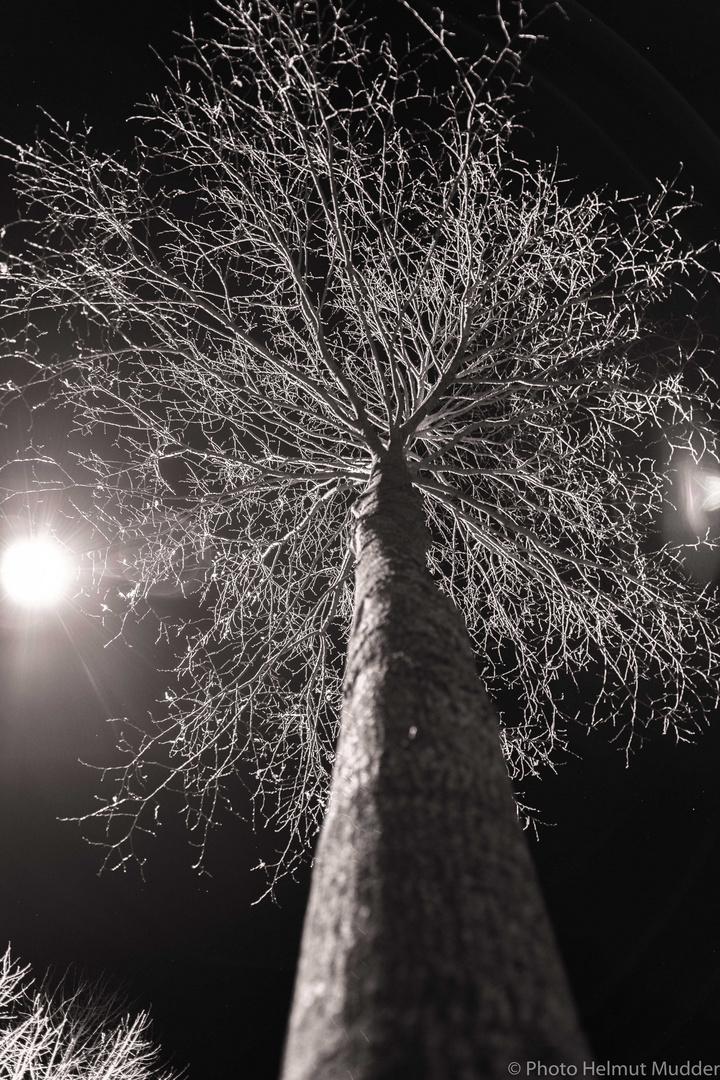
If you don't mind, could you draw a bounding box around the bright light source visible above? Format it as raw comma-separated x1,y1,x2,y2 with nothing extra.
682,466,720,534
690,469,720,514
1,538,72,608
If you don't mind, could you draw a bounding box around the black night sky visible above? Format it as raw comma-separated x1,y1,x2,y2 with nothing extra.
2,2,720,1077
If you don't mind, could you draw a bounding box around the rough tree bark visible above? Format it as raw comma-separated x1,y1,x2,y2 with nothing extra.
280,449,591,1080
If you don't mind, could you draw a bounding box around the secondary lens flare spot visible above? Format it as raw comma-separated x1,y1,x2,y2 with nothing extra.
1,539,72,608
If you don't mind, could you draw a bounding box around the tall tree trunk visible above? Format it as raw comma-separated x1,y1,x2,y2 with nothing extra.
281,450,590,1080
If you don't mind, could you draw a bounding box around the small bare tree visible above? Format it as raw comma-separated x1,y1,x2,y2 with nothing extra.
0,946,181,1080
2,0,719,1074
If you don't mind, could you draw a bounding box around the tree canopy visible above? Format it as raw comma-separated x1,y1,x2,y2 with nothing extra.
1,0,718,884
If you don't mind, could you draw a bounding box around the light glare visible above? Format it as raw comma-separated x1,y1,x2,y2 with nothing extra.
694,470,720,514
1,539,72,608
682,466,720,534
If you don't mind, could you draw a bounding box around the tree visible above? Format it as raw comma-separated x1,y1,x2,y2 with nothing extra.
1,0,718,1075
0,945,182,1079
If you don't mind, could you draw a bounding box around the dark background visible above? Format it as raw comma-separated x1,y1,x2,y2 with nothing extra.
2,1,720,1076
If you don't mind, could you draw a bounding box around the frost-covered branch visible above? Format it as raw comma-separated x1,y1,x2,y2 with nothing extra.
0,946,181,1080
